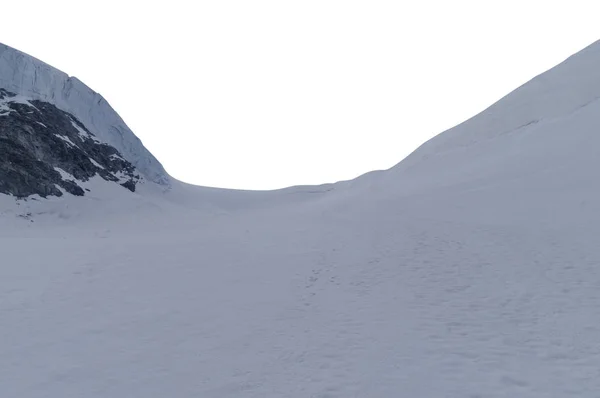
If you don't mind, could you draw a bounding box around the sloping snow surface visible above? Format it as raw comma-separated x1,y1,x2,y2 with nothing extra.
3,41,600,397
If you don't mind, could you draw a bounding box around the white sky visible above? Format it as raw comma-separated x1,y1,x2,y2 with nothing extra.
1,1,599,189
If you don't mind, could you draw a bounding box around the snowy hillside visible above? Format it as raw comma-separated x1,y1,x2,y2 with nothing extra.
3,40,600,397
385,39,600,196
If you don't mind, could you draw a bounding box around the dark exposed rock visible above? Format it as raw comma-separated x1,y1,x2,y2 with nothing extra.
120,179,137,192
0,89,140,198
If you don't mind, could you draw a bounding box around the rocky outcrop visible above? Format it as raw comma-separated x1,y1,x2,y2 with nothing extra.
0,89,140,198
0,43,169,186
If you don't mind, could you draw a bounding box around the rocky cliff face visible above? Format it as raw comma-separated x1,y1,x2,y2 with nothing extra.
0,43,169,186
0,89,140,198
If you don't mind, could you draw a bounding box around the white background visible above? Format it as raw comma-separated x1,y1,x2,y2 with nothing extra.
2,0,598,189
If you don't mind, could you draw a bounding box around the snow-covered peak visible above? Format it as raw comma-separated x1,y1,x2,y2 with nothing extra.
0,42,169,186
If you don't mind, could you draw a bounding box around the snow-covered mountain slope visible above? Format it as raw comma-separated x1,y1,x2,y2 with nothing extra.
0,43,169,186
4,40,600,397
382,39,600,196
